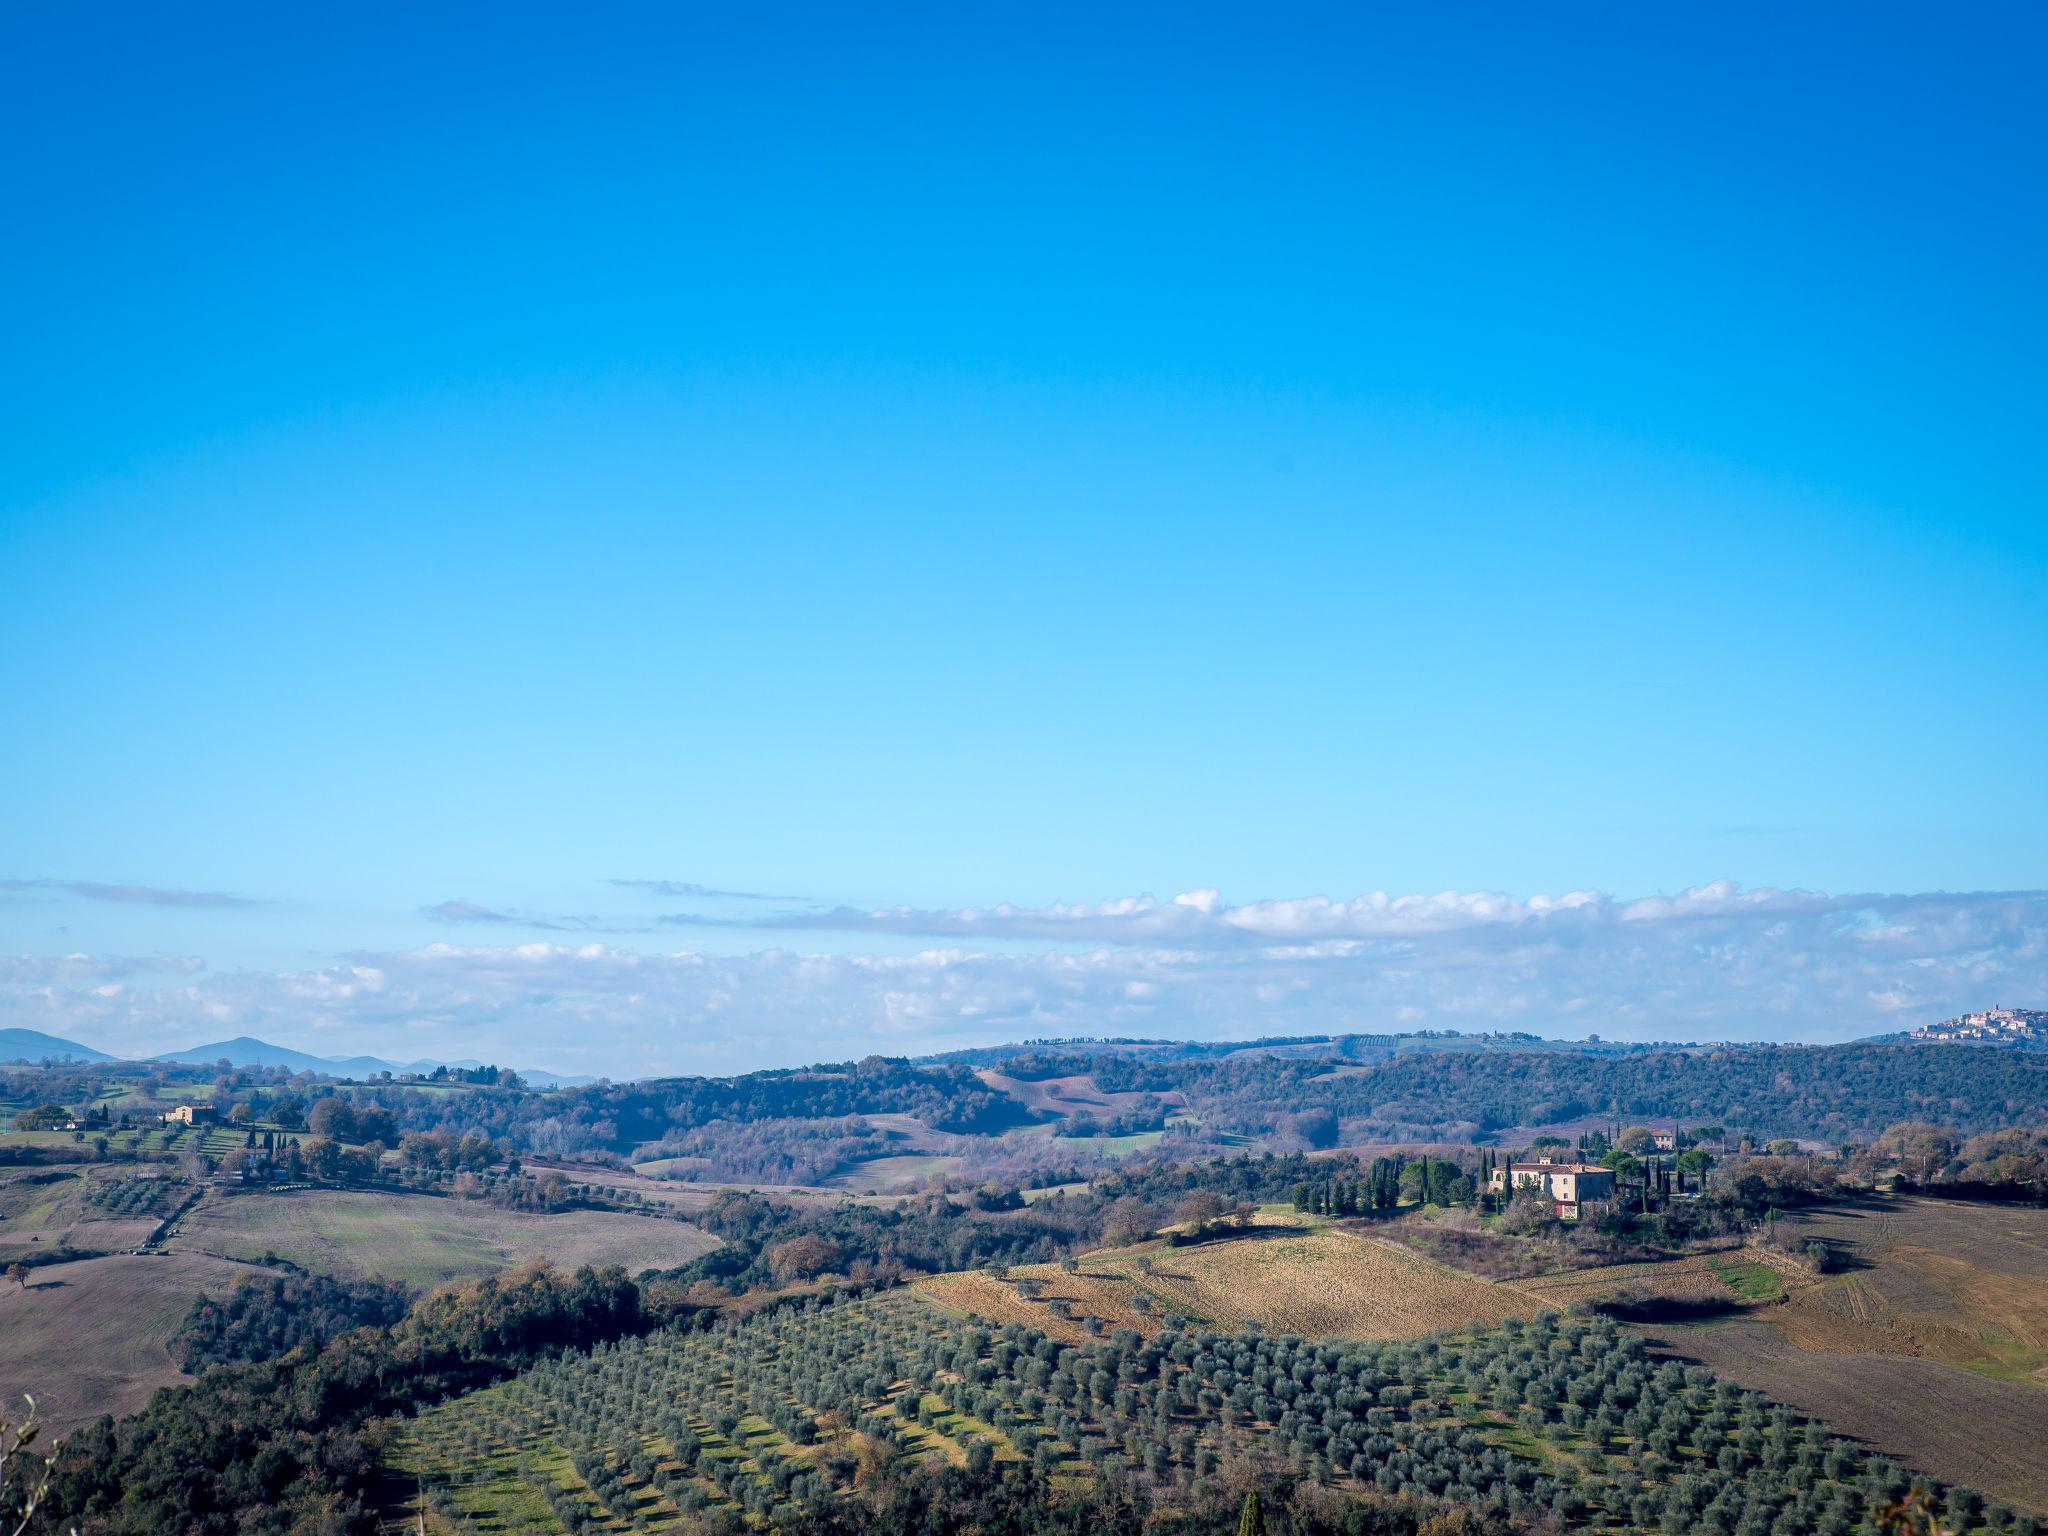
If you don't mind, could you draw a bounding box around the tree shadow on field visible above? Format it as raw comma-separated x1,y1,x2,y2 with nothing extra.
1595,1293,1744,1324
1101,1222,1313,1282
1172,1221,1311,1250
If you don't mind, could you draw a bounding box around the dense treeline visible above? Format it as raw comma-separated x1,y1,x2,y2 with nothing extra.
639,1114,896,1184
331,1055,1038,1160
769,1456,1524,1536
27,1264,651,1536
21,1037,2011,1189
1854,1122,2048,1200
669,1189,1099,1292
1064,1101,1172,1138
1045,1042,2048,1141
15,1040,2043,1173
1089,1150,1358,1212
326,1041,2046,1170
171,1272,413,1371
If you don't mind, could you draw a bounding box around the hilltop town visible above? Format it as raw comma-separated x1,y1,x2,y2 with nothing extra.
1911,1006,2048,1047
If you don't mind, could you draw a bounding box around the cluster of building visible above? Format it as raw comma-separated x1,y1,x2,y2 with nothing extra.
1909,1006,2045,1046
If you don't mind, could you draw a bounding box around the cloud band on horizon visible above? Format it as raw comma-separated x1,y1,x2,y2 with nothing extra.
654,881,2047,947
7,883,2045,1076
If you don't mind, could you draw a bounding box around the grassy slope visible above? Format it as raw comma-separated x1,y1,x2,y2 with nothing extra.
165,1188,720,1287
0,1251,276,1440
918,1212,1538,1343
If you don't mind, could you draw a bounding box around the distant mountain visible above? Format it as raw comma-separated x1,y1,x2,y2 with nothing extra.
152,1034,593,1085
0,1027,115,1064
1909,1006,2046,1048
0,1027,588,1084
155,1035,368,1074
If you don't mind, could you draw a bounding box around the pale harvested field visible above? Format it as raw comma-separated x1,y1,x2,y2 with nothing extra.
820,1153,963,1191
919,1265,1146,1342
168,1189,720,1287
595,1159,903,1209
861,1112,959,1152
919,1223,1538,1343
1514,1253,1735,1307
0,1251,271,1440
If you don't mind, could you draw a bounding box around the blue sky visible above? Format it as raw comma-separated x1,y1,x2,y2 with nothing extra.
2,5,2044,1073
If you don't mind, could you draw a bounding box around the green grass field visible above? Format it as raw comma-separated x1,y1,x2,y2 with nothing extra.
1050,1127,1166,1155
1707,1254,1787,1302
818,1153,962,1191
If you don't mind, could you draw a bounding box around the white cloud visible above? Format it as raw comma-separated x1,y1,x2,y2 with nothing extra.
659,881,2040,950
4,885,2043,1076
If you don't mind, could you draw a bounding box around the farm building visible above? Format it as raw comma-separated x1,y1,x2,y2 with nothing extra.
1651,1128,1678,1151
163,1103,218,1126
1488,1157,1616,1219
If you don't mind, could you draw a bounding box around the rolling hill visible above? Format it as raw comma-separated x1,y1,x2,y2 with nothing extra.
0,1027,114,1063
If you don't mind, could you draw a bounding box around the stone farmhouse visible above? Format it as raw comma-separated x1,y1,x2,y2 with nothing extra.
1487,1154,1617,1220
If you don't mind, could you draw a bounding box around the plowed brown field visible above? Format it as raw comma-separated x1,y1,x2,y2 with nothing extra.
1636,1197,2048,1515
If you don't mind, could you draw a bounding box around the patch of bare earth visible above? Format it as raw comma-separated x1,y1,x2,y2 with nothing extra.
1643,1315,2048,1516
1631,1198,2048,1515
